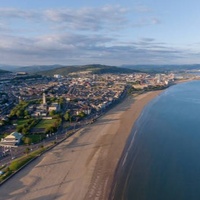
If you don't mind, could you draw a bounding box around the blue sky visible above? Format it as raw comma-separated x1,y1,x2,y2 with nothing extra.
1,0,200,66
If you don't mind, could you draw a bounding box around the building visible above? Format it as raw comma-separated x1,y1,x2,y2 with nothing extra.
54,74,62,79
48,103,60,112
0,132,23,147
43,93,46,105
156,74,161,84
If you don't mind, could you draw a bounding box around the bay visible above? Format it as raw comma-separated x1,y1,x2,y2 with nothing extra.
112,80,200,200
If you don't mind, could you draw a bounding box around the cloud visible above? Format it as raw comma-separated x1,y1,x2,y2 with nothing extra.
0,5,197,66
0,33,116,65
151,18,161,24
134,5,152,13
44,5,129,31
0,32,195,66
132,17,161,27
0,5,129,32
0,8,39,20
0,5,161,36
0,22,10,33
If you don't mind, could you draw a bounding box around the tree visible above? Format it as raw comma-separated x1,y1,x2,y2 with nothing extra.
58,97,65,108
64,111,71,121
24,147,30,154
9,110,17,118
22,127,28,135
45,126,54,134
23,137,32,145
16,125,23,133
24,110,29,117
78,111,86,118
16,109,24,118
49,110,56,116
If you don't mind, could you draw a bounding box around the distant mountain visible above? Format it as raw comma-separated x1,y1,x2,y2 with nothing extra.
37,64,140,76
11,64,63,73
0,64,19,71
2,63,200,74
0,68,11,74
123,64,200,73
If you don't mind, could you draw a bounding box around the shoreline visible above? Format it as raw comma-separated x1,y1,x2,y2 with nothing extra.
83,90,164,199
0,90,164,200
103,90,164,200
108,91,163,200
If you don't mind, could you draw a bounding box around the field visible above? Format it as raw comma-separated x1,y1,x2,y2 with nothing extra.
34,119,57,129
25,134,46,143
16,119,30,126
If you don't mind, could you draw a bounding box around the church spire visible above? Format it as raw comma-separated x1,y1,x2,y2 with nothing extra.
43,93,46,105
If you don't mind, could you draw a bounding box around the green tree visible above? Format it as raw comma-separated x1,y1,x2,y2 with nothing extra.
23,137,32,145
49,110,56,116
16,109,24,118
78,111,86,118
64,111,71,121
16,125,23,133
24,110,29,117
22,127,28,135
9,110,17,118
24,147,30,154
59,97,65,108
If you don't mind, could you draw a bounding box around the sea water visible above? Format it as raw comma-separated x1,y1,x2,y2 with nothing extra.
112,80,200,200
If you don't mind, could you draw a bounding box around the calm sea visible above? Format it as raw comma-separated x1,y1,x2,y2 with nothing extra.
111,80,200,200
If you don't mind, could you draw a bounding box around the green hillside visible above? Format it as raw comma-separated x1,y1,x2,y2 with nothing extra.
0,69,11,74
37,64,140,76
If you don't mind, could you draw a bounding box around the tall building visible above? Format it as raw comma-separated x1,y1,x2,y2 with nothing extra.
43,93,46,105
156,74,161,84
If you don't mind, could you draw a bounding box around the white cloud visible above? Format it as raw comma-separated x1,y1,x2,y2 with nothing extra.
132,17,161,27
0,5,129,33
0,5,196,66
0,32,195,66
44,5,129,31
0,8,39,20
134,5,152,13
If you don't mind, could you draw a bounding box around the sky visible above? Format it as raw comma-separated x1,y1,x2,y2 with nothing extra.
1,0,200,66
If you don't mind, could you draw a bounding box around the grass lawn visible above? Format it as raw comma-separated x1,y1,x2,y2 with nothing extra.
34,119,57,129
25,134,46,143
17,119,30,126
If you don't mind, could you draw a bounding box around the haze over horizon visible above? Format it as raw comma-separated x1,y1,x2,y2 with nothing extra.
1,0,200,66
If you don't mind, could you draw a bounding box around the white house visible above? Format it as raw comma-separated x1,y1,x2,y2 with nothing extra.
49,103,60,112
1,132,23,146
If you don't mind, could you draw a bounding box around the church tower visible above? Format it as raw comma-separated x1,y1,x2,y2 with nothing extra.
43,93,46,105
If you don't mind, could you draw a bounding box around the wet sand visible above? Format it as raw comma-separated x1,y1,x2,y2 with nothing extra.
0,91,163,200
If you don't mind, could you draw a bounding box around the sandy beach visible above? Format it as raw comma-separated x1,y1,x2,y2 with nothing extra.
0,90,163,200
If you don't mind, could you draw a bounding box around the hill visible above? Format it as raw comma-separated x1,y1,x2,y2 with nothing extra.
11,65,63,73
37,64,140,76
0,64,20,71
123,64,200,73
0,68,11,74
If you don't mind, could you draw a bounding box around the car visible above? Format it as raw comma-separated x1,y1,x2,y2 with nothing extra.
0,171,4,175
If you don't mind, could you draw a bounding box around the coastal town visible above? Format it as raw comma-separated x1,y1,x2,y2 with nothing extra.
0,68,196,199
2,1,200,199
0,69,190,191
0,71,175,123
0,71,177,163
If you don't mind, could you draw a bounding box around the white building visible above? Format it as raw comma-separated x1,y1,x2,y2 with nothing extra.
49,103,60,112
54,74,62,79
1,132,23,146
